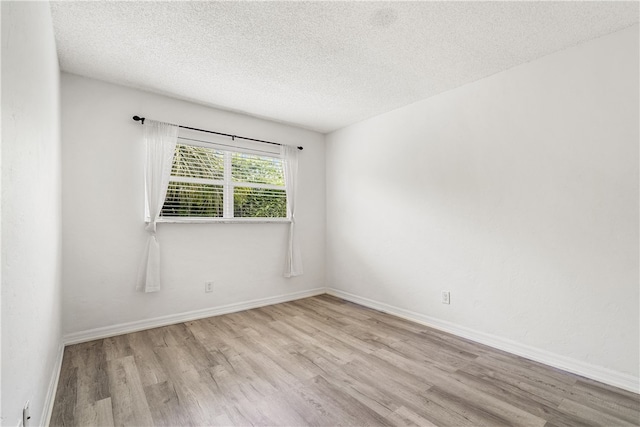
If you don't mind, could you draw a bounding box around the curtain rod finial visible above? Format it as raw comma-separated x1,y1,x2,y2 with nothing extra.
133,115,145,124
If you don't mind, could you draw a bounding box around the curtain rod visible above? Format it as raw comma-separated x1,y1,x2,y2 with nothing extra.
132,116,303,150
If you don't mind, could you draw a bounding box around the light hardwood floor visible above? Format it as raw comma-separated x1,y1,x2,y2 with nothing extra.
51,295,639,426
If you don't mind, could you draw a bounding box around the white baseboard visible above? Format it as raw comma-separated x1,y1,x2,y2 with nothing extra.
326,288,639,394
59,286,639,394
63,287,326,345
42,342,64,426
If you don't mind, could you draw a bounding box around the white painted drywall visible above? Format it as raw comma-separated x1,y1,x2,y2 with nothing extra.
326,25,639,380
61,73,325,335
1,2,63,425
0,9,3,419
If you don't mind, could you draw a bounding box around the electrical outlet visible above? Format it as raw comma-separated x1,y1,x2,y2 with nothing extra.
205,281,214,293
441,291,450,305
23,401,30,427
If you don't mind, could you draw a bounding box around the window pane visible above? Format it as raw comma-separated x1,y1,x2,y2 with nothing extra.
232,153,285,186
172,144,224,181
234,187,286,218
161,182,223,217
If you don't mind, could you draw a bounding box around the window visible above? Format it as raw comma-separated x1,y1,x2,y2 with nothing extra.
161,142,287,220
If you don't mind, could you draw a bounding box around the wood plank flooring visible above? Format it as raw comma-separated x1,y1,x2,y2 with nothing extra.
51,295,640,426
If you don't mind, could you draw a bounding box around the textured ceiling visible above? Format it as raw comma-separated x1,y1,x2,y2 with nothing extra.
50,1,639,133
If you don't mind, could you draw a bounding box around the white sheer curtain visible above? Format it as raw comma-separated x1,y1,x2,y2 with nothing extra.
282,145,303,277
136,120,179,292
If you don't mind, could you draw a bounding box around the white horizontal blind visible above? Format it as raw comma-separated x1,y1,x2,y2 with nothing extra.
173,144,224,180
163,182,224,217
161,141,287,219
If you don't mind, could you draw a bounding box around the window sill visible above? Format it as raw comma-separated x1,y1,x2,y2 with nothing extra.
155,217,291,224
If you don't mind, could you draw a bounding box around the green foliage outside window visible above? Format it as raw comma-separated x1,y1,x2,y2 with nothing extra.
232,153,286,217
234,187,286,218
161,144,286,218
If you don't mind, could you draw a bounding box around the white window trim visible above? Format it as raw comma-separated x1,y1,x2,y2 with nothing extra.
223,150,233,218
160,142,288,222
156,217,291,224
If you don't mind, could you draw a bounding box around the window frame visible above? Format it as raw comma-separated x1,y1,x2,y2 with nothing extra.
158,139,290,224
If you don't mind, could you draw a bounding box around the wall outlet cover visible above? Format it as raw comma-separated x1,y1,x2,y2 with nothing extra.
442,291,451,305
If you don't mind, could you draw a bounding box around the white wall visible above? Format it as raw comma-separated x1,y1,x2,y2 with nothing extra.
1,2,63,425
326,25,639,385
61,73,325,336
